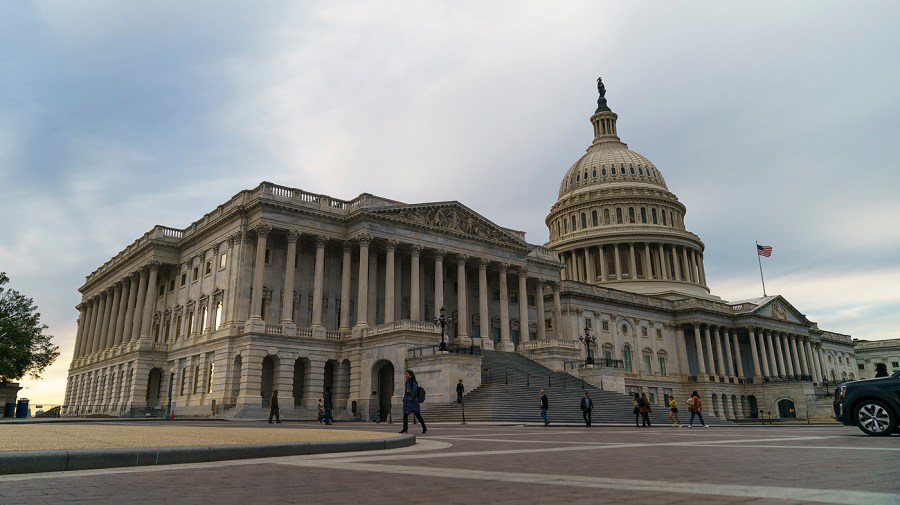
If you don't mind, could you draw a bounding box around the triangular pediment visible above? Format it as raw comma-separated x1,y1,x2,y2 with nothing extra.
365,202,530,249
752,296,809,325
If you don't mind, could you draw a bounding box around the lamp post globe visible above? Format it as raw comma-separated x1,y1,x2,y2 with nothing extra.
579,327,596,366
434,306,452,352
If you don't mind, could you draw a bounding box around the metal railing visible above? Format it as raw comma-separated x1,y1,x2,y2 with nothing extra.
407,343,482,358
562,358,624,370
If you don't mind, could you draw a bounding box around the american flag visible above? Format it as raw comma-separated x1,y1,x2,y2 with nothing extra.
757,244,773,257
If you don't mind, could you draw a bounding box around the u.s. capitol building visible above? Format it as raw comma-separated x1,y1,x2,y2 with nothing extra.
64,80,859,421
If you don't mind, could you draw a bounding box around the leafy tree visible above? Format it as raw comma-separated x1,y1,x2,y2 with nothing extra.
0,272,59,382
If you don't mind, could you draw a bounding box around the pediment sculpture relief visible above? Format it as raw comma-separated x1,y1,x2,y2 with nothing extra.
382,206,522,245
772,302,787,321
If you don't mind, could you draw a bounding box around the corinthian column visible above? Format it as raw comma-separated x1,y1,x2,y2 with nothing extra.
339,241,352,332
311,235,328,329
456,254,468,342
248,225,271,323
139,262,160,341
496,263,514,352
384,240,397,324
410,244,422,321
354,234,371,332
433,250,445,315
281,230,300,326
518,268,529,343
535,279,546,340
478,258,491,349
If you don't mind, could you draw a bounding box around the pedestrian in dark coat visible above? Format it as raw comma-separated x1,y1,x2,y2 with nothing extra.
581,392,594,426
456,379,465,403
323,386,333,425
268,390,281,424
632,392,641,427
540,389,550,426
399,369,427,434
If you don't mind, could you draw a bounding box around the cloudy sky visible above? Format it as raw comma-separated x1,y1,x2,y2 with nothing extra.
3,1,898,404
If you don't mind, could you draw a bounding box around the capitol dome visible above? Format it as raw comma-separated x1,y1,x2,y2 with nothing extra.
545,78,713,299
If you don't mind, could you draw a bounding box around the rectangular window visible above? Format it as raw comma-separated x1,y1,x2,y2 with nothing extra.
491,289,500,301
264,248,271,264
205,260,212,276
602,321,609,332
643,355,652,375
169,279,175,291
585,319,592,330
858,363,865,370
893,361,899,368
219,252,227,269
180,273,187,287
510,291,518,304
641,327,648,337
545,318,552,329
175,316,182,339
192,267,199,282
527,294,535,306
656,328,662,339
659,356,667,376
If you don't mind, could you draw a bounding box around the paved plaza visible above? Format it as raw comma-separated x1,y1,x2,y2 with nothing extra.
0,422,897,505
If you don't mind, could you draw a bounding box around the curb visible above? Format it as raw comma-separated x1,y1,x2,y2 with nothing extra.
0,436,416,476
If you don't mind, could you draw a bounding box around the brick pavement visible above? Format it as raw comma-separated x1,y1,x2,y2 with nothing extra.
0,424,897,505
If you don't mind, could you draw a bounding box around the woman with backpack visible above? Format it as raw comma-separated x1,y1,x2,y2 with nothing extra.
399,369,427,434
687,390,709,428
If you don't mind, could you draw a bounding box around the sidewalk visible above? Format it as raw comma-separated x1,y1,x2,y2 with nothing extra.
0,421,414,475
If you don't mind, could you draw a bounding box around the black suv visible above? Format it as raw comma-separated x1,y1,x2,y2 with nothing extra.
834,370,900,436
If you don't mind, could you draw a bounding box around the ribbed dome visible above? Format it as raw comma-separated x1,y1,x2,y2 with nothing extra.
558,144,668,199
544,78,712,300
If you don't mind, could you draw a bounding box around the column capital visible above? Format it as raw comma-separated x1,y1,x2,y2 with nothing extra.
410,243,423,256
342,240,354,252
385,239,399,252
456,253,469,265
315,235,329,247
254,224,272,237
146,261,161,272
286,229,301,243
517,266,528,277
356,233,371,247
434,249,446,261
478,258,490,269
498,262,509,273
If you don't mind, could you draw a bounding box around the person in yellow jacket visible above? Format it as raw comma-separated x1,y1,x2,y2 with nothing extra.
668,397,682,427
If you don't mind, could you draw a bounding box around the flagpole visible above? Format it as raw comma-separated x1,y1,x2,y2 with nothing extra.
756,241,767,297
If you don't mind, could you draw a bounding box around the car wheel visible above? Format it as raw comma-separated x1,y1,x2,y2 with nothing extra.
853,400,896,436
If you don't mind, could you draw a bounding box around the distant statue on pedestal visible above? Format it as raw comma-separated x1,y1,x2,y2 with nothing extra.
595,76,611,113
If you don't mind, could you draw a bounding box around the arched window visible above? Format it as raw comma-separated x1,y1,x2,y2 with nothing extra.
657,352,668,376
643,349,653,375
640,207,647,223
616,208,623,224
592,169,597,177
602,167,607,176
581,212,587,229
564,219,568,233
576,173,581,182
623,345,633,373
604,208,611,225
571,215,577,230
630,165,636,176
591,210,598,227
612,166,617,176
662,210,667,226
602,344,614,365
651,208,658,224
628,207,635,223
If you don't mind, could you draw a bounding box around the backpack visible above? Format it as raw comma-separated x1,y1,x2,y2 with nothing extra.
417,386,426,403
685,397,694,409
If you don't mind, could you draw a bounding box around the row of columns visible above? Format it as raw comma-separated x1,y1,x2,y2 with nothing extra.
684,323,831,385
72,263,160,360
561,242,706,286
244,228,565,346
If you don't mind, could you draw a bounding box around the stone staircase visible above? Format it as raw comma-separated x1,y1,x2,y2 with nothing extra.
420,350,728,426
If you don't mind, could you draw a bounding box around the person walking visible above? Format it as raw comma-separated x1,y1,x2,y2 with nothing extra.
581,392,594,426
687,390,709,428
539,389,550,426
268,390,281,424
639,393,652,427
456,379,465,403
632,393,641,427
316,398,324,423
399,369,427,434
668,396,682,427
323,386,333,425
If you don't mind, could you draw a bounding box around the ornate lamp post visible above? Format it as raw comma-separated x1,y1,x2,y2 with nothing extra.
434,306,452,352
579,326,596,366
